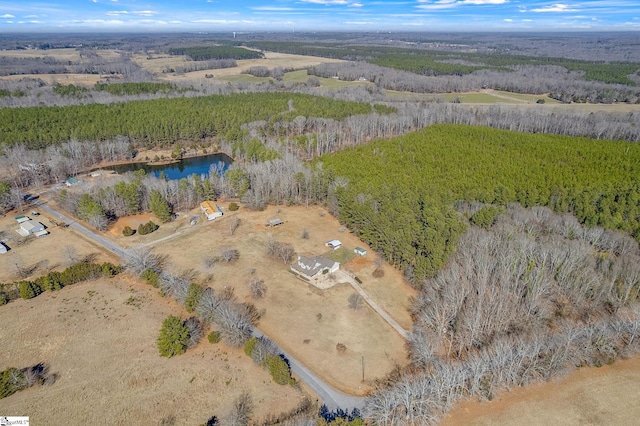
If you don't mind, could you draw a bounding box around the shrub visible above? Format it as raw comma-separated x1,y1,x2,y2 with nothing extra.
265,354,294,385
157,315,189,358
208,330,221,344
228,202,239,211
19,281,42,300
122,225,134,236
141,269,160,288
348,293,364,311
0,367,25,399
244,337,258,357
336,343,347,354
138,221,159,235
185,283,204,313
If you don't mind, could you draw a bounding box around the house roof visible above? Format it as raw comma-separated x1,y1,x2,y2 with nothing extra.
291,256,338,278
326,239,341,246
20,221,44,232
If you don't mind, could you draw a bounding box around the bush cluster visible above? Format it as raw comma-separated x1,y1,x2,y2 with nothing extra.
137,221,159,235
243,337,295,386
1,262,122,304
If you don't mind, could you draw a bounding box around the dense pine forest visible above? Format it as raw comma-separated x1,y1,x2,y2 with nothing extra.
322,124,640,285
0,93,376,149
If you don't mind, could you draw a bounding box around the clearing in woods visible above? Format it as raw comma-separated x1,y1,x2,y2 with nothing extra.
442,356,640,426
124,203,416,395
0,277,306,424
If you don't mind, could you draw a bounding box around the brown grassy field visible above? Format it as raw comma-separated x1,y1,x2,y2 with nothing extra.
0,276,307,425
110,203,413,395
147,51,344,82
0,209,117,283
443,355,640,425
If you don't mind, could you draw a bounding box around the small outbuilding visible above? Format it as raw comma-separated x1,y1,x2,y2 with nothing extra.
200,201,223,220
15,215,30,224
326,240,342,250
65,177,79,186
34,230,49,238
354,247,367,256
0,242,8,254
266,218,284,227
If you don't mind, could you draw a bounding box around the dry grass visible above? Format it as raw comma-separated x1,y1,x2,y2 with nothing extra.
148,51,344,82
0,73,103,87
443,355,640,426
121,204,413,395
0,210,117,283
0,276,307,425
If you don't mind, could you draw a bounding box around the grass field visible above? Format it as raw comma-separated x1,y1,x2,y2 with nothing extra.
0,276,307,424
113,203,414,395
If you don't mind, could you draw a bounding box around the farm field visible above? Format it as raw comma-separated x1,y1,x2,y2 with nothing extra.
443,355,640,426
0,276,306,425
126,203,414,395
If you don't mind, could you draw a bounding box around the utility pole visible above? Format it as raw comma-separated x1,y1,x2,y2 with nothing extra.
361,356,365,382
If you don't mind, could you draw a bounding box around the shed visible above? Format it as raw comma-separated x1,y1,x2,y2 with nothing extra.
65,177,79,186
266,218,284,227
0,242,8,254
326,240,342,250
15,215,30,224
34,230,49,238
20,221,45,234
354,247,367,256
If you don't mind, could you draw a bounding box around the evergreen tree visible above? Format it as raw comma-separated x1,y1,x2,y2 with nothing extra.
157,315,189,358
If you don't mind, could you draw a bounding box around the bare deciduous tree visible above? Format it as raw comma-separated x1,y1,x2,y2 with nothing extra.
348,293,364,311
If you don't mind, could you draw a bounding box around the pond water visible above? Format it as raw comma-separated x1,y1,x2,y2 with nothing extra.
108,153,232,180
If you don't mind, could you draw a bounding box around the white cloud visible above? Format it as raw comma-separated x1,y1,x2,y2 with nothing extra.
462,0,508,4
343,20,374,24
252,6,295,11
503,18,513,21
300,0,349,4
530,4,577,12
1,14,15,18
106,10,156,17
24,14,39,18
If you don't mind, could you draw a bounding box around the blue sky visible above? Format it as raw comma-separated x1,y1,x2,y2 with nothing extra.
0,1,639,32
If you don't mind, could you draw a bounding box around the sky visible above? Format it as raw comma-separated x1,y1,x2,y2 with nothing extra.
0,1,639,33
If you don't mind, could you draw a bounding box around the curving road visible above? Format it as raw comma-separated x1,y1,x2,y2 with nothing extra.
35,197,365,412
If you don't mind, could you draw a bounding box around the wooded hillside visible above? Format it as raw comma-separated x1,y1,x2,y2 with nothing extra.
322,124,640,285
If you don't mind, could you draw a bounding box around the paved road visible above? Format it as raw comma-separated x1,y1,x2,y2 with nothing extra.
33,197,365,412
335,270,410,339
252,329,365,411
37,201,127,258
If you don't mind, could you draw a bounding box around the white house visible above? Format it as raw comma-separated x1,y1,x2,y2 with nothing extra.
291,256,339,280
354,247,367,256
326,240,342,250
200,201,223,220
17,220,45,236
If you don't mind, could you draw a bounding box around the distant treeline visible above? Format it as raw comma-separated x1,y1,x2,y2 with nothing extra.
0,93,376,149
168,46,264,61
239,40,640,86
322,124,640,285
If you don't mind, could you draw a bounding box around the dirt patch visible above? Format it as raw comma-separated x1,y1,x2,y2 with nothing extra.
109,212,158,237
443,356,640,426
0,276,307,424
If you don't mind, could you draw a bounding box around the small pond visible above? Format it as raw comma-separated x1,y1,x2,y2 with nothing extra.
108,153,232,180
